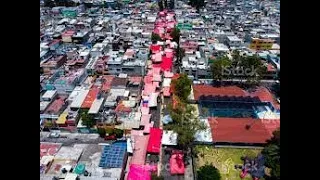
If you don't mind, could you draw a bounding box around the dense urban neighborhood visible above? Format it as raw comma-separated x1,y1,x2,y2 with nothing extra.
40,0,280,180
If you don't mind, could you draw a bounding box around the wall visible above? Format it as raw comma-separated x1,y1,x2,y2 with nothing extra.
250,39,274,50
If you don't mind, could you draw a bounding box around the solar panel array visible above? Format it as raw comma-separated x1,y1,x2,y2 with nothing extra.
99,142,127,168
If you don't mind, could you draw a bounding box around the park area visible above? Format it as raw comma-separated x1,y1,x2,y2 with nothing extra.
194,146,262,180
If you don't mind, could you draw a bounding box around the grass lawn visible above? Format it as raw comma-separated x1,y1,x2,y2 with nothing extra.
195,146,262,180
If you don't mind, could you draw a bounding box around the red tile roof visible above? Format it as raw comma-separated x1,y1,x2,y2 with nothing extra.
261,119,280,136
40,143,62,158
193,85,280,110
193,85,247,100
208,117,279,144
45,96,67,114
81,87,99,108
102,75,115,92
251,87,280,110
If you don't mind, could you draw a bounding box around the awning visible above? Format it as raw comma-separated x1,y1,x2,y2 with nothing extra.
127,164,157,180
170,152,185,175
147,128,163,154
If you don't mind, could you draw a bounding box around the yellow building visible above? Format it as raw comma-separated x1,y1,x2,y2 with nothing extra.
249,38,274,50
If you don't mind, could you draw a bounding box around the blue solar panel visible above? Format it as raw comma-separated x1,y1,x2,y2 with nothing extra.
99,141,127,168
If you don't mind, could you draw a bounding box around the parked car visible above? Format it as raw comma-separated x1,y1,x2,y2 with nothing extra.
104,134,116,140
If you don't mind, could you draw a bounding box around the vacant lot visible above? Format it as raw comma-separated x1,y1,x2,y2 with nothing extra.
195,146,262,180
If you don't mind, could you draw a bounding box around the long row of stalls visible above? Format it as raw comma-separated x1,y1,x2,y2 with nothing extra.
126,10,177,180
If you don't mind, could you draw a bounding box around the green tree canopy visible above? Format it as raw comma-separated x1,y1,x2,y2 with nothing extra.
164,0,168,8
169,0,174,9
231,50,241,67
97,127,106,138
175,47,185,72
166,104,206,150
197,164,221,180
158,0,164,11
239,55,267,83
171,73,192,102
151,33,162,43
114,128,124,138
210,56,232,82
189,0,205,12
170,27,181,44
80,109,95,128
151,173,164,180
262,128,280,180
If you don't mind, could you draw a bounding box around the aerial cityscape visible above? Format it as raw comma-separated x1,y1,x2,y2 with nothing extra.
40,0,280,180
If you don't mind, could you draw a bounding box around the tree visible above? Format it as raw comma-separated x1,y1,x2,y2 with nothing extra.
151,173,164,180
200,107,210,117
114,128,124,138
158,0,164,11
105,127,114,135
97,128,106,138
210,56,232,82
151,33,162,43
262,129,280,180
44,0,55,7
170,27,181,44
80,109,95,128
189,0,205,13
197,164,221,180
171,73,192,102
169,0,174,9
164,0,168,9
175,46,185,72
239,55,267,85
165,104,206,150
231,50,241,67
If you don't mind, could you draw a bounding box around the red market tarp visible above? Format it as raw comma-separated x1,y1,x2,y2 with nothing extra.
170,152,185,174
153,67,161,75
127,164,157,180
161,56,173,71
144,76,153,84
143,83,156,96
130,135,149,165
150,44,161,54
147,128,163,154
140,114,151,126
141,107,150,115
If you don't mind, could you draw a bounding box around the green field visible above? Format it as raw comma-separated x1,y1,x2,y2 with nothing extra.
195,146,262,180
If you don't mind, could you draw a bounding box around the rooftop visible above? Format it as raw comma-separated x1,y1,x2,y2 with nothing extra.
209,117,280,144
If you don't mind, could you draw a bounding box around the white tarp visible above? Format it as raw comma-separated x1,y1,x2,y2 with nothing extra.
162,78,172,87
162,130,177,146
42,90,57,100
148,92,159,107
194,118,213,143
88,98,104,114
